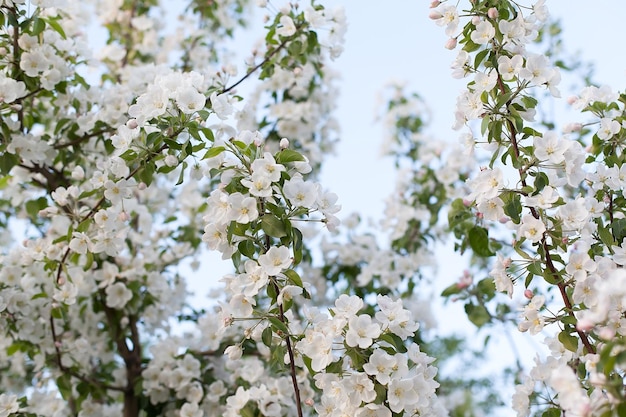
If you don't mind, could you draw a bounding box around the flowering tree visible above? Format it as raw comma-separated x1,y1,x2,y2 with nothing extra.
0,0,625,416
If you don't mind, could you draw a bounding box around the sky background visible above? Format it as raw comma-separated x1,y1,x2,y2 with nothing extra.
189,1,626,325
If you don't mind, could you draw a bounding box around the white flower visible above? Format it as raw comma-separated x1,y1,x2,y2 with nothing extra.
470,21,495,44
276,15,296,37
258,246,291,276
345,314,381,348
175,85,206,114
53,282,79,305
518,214,546,243
209,92,234,120
227,192,259,224
283,177,317,208
105,282,133,309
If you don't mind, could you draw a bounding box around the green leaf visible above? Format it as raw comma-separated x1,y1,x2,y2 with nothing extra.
275,149,305,164
261,326,272,348
268,317,289,336
541,408,561,417
612,219,626,243
267,282,278,304
238,239,256,258
465,303,491,327
598,224,615,247
283,269,302,287
261,214,288,238
558,330,579,353
57,374,72,399
45,17,66,39
533,172,549,194
468,226,495,257
25,197,48,219
203,146,225,160
441,282,463,297
32,17,45,35
292,228,303,265
502,192,522,224
175,161,187,186
379,332,408,353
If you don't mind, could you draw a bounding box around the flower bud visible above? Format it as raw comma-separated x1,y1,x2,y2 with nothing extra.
280,138,290,149
471,16,481,25
224,344,243,360
444,37,457,50
430,0,440,7
523,289,533,299
429,10,443,20
576,318,594,332
164,154,178,167
126,119,138,129
487,8,498,19
563,122,582,133
598,326,615,340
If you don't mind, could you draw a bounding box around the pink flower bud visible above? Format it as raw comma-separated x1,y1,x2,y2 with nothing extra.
138,182,147,190
562,122,582,133
576,318,594,332
118,211,130,222
126,119,138,129
280,138,290,149
444,37,457,50
429,10,443,20
524,289,533,299
304,399,314,407
430,0,440,8
471,16,481,25
487,7,498,19
598,326,615,340
462,199,473,207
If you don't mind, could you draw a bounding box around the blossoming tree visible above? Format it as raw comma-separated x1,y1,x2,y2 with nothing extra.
0,0,625,416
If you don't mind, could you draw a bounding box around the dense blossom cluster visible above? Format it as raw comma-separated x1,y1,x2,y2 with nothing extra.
0,1,448,417
1,0,625,416
431,0,626,415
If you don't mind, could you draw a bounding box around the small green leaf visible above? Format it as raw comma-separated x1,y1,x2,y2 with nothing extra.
261,326,272,348
202,146,225,160
468,226,495,257
379,332,408,352
558,330,579,353
238,240,256,258
465,303,491,327
612,219,626,243
541,408,561,417
268,317,289,335
441,282,463,297
32,17,45,35
45,17,66,39
283,269,302,287
261,214,287,238
275,149,304,164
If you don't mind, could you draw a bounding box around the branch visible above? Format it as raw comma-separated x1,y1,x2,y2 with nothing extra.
272,281,304,417
48,314,126,392
495,72,596,354
220,29,298,95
